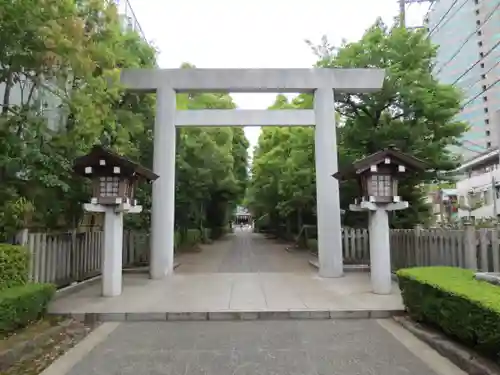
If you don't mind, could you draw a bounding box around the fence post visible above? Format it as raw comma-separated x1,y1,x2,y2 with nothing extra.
464,220,478,270
69,229,77,283
493,222,500,272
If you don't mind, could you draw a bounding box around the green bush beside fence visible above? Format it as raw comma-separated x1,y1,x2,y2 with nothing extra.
0,283,55,335
0,244,30,291
397,266,500,362
306,239,318,252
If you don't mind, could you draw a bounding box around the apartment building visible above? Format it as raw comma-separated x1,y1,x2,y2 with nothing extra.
426,0,500,158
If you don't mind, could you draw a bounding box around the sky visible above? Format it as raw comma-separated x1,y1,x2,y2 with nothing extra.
127,0,429,154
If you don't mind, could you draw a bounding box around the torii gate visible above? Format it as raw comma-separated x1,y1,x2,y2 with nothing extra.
120,68,385,279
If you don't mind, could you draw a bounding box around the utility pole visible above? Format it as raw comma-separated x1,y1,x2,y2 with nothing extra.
399,0,407,27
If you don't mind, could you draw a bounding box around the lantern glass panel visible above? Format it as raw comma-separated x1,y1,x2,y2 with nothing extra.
369,174,392,196
99,176,120,197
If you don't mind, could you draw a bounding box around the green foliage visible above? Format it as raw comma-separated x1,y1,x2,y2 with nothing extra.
306,239,318,252
247,20,466,233
397,267,500,361
183,229,202,248
0,244,30,290
201,228,212,244
0,0,157,237
0,2,249,238
0,283,55,334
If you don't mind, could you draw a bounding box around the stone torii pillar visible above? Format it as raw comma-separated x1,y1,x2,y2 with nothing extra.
119,68,385,279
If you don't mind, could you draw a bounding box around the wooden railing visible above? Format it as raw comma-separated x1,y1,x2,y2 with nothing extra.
25,231,149,288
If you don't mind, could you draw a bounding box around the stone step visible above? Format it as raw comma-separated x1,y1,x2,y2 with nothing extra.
54,309,403,323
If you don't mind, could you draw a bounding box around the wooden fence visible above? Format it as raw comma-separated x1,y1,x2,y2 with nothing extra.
19,225,500,289
342,228,370,264
25,231,149,288
390,226,500,272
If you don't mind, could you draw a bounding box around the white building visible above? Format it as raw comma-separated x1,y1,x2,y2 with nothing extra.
453,147,500,218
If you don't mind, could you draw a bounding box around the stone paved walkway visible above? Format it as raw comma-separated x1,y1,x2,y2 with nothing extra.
59,320,461,375
175,227,311,274
49,229,403,314
49,229,403,315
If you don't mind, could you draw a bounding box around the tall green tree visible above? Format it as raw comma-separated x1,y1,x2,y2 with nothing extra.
248,19,466,232
0,0,157,238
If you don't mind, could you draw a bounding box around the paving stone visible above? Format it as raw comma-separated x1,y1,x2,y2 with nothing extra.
98,313,126,321
167,312,208,321
126,312,167,321
330,310,370,319
65,320,440,375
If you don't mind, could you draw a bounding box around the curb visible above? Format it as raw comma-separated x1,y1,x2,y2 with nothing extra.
54,263,182,300
51,309,404,323
308,259,371,273
393,316,500,375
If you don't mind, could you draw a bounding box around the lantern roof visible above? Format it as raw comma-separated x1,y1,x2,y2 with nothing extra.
73,145,159,181
333,146,428,181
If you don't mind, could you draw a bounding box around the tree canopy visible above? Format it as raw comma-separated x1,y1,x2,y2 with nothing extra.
247,20,467,232
0,0,248,240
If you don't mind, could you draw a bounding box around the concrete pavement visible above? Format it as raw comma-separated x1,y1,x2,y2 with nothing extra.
49,229,403,317
43,319,465,375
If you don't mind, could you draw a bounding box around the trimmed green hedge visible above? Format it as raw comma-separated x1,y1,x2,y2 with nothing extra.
397,267,500,361
0,244,30,291
0,283,55,334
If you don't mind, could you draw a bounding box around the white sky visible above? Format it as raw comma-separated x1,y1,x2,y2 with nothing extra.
129,0,429,152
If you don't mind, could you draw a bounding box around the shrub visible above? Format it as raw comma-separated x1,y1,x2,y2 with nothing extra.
0,283,55,334
397,267,500,362
183,229,201,248
306,239,318,252
201,228,212,244
210,226,228,240
174,231,181,250
0,244,30,291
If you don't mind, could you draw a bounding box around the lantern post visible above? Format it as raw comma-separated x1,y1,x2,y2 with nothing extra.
334,147,427,295
73,145,158,297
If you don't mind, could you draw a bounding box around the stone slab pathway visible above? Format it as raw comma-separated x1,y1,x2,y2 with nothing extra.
58,319,461,375
49,229,403,316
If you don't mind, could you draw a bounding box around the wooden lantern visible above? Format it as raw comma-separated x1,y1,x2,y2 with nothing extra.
333,147,427,204
73,145,158,206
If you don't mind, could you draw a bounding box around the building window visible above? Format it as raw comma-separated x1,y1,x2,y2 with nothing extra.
478,41,483,47
485,107,489,113
487,141,492,148
477,30,482,36
483,96,488,102
474,0,478,4
481,74,486,79
483,84,487,91
475,9,480,15
485,118,490,124
486,130,491,136
481,62,485,68
480,52,484,58
476,20,481,26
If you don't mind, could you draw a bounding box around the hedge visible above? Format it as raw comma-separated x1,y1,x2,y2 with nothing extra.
0,244,30,291
397,267,500,362
184,229,201,247
0,283,56,334
306,239,318,252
